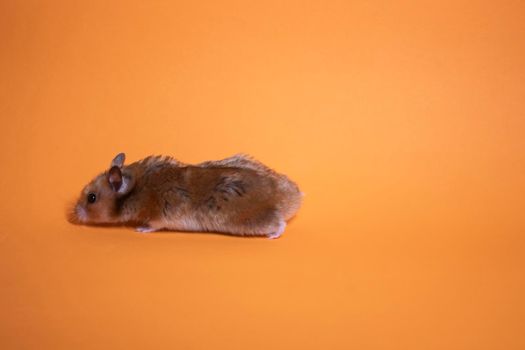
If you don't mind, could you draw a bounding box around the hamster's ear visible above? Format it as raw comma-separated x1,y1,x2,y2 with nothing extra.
108,166,123,192
107,166,135,196
111,153,126,168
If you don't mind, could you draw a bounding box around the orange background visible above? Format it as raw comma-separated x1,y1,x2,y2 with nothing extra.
1,1,524,349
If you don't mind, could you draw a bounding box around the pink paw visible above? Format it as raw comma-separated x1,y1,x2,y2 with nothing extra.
267,221,286,239
135,226,157,233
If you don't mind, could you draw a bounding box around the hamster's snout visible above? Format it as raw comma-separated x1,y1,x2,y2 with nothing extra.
75,204,87,223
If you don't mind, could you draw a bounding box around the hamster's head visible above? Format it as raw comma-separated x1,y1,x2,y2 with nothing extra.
70,153,135,225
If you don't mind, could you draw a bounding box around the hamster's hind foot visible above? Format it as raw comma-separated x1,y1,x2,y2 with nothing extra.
267,220,286,239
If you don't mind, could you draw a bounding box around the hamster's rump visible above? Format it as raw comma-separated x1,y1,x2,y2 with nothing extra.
197,154,303,220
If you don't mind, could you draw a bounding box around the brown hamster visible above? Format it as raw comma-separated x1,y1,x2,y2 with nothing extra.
70,153,302,238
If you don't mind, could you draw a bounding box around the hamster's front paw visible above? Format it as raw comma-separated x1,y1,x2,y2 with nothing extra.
135,225,157,233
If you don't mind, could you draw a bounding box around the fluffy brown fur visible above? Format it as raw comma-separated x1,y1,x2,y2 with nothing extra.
70,153,302,238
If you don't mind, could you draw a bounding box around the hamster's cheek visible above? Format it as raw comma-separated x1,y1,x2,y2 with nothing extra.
88,205,113,224
86,209,102,223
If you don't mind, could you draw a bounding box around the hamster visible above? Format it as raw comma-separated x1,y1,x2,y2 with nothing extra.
70,153,302,238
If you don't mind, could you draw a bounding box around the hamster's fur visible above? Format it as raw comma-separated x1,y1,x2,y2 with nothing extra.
70,153,302,238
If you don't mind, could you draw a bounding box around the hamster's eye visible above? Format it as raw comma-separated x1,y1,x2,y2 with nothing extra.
87,193,97,204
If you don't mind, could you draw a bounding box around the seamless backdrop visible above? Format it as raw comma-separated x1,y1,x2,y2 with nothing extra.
1,1,524,349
